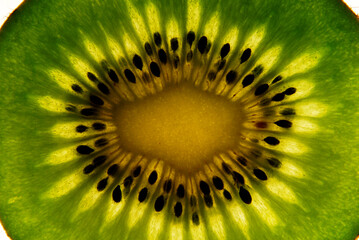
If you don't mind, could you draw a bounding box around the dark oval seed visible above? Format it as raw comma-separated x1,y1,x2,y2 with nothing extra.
226,70,237,84
80,108,97,116
112,185,122,203
108,69,119,83
173,55,180,69
154,32,162,46
253,169,268,181
174,202,183,217
204,195,213,208
240,48,251,63
208,71,216,81
132,54,143,70
138,188,148,202
264,136,280,145
93,155,107,166
76,145,94,155
97,177,108,191
163,179,172,193
186,50,193,62
83,164,95,174
272,93,285,102
223,190,232,200
284,87,297,95
272,75,283,84
237,156,247,166
233,171,245,185
148,171,158,185
198,36,207,54
158,49,167,64
222,162,231,174
92,122,106,130
124,69,136,84
199,181,210,195
255,84,269,96
87,72,99,82
171,38,179,51
90,95,104,106
192,212,200,225
71,84,83,94
144,42,153,56
150,62,161,77
97,83,110,95
124,176,133,188
76,125,88,133
218,59,226,71
242,74,255,88
267,158,282,168
239,187,252,204
133,166,142,177
107,164,119,176
187,31,195,46
212,176,224,190
95,138,108,147
275,120,293,128
154,195,165,212
176,184,185,198
220,43,230,58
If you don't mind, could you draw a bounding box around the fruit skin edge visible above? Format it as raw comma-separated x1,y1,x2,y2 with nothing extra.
0,0,358,240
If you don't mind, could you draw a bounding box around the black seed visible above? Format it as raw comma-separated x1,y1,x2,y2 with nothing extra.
204,195,213,208
97,83,110,95
93,155,107,166
272,75,282,84
197,36,207,54
163,180,172,193
233,171,245,185
107,164,119,176
267,158,282,168
148,171,158,185
253,65,264,76
80,108,97,116
284,87,296,95
171,38,179,51
176,184,185,198
223,190,232,200
186,50,193,62
124,69,136,84
95,138,108,147
199,181,210,195
158,49,167,64
133,166,141,177
154,195,165,212
226,70,237,84
76,125,88,133
138,188,148,203
187,31,195,46
90,95,104,106
255,84,269,96
174,202,183,217
222,162,231,174
253,169,268,181
124,176,133,188
212,176,224,190
154,32,162,47
112,185,122,202
190,195,197,207
144,42,153,56
242,74,255,88
132,54,143,70
173,55,180,69
208,71,216,81
150,62,161,77
264,136,280,145
76,145,94,155
275,120,293,128
83,164,95,174
97,177,108,191
192,212,200,225
71,84,83,94
220,43,230,58
237,156,247,166
66,105,76,112
239,187,252,204
92,122,106,130
218,60,226,71
240,48,251,63
87,72,98,82
272,93,285,102
281,108,296,116
108,69,119,83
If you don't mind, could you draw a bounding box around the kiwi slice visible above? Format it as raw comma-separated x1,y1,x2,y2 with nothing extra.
0,0,358,239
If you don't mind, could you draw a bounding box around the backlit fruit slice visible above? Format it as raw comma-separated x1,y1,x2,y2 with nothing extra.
0,0,358,240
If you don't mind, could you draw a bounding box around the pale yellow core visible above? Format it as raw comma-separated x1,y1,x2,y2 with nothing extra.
114,83,244,172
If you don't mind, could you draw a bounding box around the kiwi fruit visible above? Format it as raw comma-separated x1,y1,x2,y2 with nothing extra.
0,0,358,239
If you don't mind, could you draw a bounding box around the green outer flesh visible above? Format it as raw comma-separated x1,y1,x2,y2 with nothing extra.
0,0,358,239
